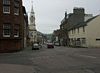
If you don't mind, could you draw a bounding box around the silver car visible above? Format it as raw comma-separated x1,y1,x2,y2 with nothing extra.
32,43,39,50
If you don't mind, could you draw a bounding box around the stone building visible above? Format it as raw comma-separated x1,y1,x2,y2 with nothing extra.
59,11,68,46
53,29,61,45
0,0,24,52
29,4,37,45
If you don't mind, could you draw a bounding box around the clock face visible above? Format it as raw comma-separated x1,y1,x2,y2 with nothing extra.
30,16,34,23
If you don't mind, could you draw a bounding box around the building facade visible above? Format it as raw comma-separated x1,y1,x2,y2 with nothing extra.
68,15,100,48
58,8,85,46
0,0,24,52
57,7,93,47
29,4,37,45
59,11,69,46
23,6,29,48
53,29,61,46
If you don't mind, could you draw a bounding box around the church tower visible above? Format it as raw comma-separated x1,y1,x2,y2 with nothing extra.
29,4,36,30
29,2,37,44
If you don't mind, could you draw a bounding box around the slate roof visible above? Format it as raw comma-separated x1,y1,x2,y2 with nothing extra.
68,15,99,31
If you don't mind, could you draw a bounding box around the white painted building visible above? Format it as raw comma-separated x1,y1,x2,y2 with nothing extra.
29,4,37,44
68,15,100,48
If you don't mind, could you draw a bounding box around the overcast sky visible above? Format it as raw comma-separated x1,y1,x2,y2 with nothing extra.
23,0,100,34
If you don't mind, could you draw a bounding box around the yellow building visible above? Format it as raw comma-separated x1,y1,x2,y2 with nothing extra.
68,15,100,48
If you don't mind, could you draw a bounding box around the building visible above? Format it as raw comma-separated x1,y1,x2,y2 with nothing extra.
52,29,61,45
59,11,68,46
23,6,29,48
37,31,45,44
68,7,85,27
0,0,24,52
29,4,37,45
58,7,93,46
68,15,100,48
58,8,85,46
84,14,93,21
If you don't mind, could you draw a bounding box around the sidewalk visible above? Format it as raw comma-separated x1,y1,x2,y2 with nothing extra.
0,46,37,73
0,64,36,73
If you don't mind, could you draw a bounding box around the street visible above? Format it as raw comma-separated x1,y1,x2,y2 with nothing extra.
0,45,100,73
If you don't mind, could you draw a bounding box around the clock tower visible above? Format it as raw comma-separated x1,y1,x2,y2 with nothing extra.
29,4,36,30
29,3,37,44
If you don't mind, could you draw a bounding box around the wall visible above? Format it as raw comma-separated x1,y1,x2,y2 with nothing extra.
68,26,88,47
86,15,100,47
0,0,24,52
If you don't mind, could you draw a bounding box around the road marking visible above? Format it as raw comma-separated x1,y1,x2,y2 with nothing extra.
79,55,97,59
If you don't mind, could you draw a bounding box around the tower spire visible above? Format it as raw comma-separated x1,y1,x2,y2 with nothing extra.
31,0,34,13
29,0,37,43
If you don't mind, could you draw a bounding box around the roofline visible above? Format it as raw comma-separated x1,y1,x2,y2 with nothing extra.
68,15,100,31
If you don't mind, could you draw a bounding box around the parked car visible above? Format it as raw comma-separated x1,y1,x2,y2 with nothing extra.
54,42,60,46
32,43,40,50
39,44,42,48
47,43,54,48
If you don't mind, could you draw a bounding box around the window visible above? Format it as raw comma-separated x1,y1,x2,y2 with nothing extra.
96,39,100,41
72,29,73,34
14,7,19,15
3,6,10,14
77,28,79,33
14,29,19,37
14,0,20,15
3,0,10,14
14,0,20,2
61,26,64,29
14,24,19,37
14,1,19,7
83,26,85,32
74,29,75,34
82,38,86,44
3,0,10,5
3,24,11,37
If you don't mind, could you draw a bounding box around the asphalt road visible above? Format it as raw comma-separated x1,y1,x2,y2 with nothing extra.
0,45,100,73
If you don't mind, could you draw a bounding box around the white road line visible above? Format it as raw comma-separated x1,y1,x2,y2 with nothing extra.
79,55,97,59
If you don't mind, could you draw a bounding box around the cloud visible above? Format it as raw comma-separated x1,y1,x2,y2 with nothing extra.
23,0,100,33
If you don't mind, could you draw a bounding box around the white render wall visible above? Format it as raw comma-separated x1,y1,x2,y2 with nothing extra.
68,15,100,47
68,26,88,47
86,15,100,47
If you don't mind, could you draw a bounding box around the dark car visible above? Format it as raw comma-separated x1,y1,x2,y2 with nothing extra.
32,43,40,50
47,43,54,48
